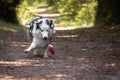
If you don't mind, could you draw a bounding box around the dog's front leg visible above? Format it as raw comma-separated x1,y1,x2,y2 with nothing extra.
24,42,37,53
44,48,49,58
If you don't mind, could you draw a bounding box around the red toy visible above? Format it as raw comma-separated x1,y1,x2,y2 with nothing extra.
48,44,54,59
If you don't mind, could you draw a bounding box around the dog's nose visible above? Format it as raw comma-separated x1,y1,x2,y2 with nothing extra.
43,37,48,40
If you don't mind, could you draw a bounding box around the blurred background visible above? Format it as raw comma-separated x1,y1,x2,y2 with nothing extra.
0,0,120,80
0,0,120,44
0,0,97,27
0,0,120,27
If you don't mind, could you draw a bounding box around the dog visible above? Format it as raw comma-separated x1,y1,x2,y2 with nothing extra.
24,16,55,58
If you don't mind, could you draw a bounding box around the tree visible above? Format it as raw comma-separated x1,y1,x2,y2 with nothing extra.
95,0,120,26
0,0,20,24
46,0,97,25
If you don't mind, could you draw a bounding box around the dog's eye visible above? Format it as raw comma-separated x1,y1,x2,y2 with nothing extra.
47,30,49,32
39,27,43,32
40,28,43,32
41,29,43,32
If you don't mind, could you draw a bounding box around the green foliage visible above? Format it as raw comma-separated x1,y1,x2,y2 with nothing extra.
16,0,34,24
15,0,97,26
0,20,20,43
46,0,97,26
16,0,42,24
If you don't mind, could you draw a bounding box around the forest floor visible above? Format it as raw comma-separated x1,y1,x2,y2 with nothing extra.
0,9,120,80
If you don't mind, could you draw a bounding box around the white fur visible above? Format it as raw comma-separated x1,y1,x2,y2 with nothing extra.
24,17,55,58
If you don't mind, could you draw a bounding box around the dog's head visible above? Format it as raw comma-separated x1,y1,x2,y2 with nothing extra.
36,18,54,40
26,16,55,40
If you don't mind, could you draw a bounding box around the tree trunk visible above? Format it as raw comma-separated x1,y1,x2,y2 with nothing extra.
0,0,20,24
95,0,120,26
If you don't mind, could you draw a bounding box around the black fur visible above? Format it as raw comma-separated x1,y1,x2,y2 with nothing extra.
28,16,54,41
46,20,54,29
36,21,43,30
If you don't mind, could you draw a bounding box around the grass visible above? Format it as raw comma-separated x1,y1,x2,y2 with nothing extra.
0,20,22,43
0,21,20,31
55,15,94,29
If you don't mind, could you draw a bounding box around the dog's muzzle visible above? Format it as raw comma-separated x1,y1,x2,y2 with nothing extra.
43,37,48,40
41,32,49,40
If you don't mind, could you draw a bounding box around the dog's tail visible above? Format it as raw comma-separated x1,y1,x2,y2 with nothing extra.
24,29,33,42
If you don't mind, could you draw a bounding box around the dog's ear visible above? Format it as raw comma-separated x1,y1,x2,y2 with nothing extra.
50,20,54,29
46,20,54,29
49,20,53,25
25,16,43,25
32,16,43,21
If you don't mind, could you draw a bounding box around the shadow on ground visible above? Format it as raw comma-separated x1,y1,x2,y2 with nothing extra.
0,25,120,80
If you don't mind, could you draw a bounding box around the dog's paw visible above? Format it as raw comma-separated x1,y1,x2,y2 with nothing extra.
24,49,30,53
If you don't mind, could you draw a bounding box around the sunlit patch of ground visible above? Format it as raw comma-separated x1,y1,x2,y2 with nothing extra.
0,24,120,80
0,8,120,80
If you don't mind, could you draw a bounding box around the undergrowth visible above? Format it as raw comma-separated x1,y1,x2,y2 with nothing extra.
0,20,22,43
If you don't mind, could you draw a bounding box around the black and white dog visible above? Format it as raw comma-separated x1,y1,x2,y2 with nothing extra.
24,16,55,58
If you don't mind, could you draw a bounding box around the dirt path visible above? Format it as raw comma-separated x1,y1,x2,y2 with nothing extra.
0,9,120,80
0,26,120,80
